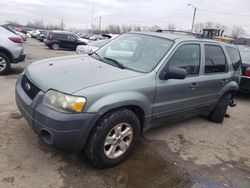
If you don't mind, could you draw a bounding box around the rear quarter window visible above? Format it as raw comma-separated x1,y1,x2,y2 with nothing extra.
226,47,242,70
53,33,67,39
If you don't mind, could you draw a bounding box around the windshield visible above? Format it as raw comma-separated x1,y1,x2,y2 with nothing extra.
73,34,80,39
240,51,250,63
94,33,173,72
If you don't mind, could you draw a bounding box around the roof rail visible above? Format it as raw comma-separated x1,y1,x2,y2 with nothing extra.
156,29,199,37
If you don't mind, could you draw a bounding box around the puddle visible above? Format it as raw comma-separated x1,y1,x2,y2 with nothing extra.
37,136,250,188
55,139,192,188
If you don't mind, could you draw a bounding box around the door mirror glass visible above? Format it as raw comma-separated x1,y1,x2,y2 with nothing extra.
160,67,187,80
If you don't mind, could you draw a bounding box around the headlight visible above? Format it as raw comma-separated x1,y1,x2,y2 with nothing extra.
43,90,86,113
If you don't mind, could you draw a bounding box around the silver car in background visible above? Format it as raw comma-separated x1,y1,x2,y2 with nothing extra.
0,24,26,74
76,39,110,54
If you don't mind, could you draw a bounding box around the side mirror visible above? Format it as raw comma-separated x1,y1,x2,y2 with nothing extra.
160,67,187,80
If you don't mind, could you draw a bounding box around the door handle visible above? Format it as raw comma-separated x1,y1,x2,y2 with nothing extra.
189,82,199,89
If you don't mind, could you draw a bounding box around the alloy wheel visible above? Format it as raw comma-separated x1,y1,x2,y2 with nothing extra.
104,123,133,159
0,57,7,72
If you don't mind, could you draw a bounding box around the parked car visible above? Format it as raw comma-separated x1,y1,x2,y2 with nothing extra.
15,32,241,168
29,30,41,38
76,39,110,54
44,30,88,50
16,31,27,41
36,30,47,42
239,47,250,92
0,24,26,75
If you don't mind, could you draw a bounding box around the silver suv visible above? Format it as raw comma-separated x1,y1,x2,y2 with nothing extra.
0,24,26,75
15,32,241,168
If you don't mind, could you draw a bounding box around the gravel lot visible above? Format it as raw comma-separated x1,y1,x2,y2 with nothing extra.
0,39,250,188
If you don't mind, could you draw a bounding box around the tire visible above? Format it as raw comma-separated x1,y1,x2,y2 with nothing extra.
0,53,10,75
209,93,231,123
51,43,60,50
85,108,140,168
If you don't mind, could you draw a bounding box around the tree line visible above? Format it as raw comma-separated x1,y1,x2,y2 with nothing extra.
7,20,246,39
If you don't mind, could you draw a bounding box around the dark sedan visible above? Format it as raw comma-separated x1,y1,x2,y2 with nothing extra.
239,47,250,92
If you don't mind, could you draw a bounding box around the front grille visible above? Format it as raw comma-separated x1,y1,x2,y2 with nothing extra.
21,75,41,100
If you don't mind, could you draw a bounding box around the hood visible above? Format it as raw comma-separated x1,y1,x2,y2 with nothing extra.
25,55,143,94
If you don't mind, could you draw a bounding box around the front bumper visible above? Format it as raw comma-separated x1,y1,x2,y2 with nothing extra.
15,74,99,151
240,76,250,91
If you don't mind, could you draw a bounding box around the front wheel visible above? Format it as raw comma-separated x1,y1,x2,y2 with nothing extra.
85,109,140,168
0,53,10,75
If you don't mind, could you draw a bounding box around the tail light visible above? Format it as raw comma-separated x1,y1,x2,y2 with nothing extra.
244,67,250,77
8,37,23,43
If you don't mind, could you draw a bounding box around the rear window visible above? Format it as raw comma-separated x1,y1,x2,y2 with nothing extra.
1,25,17,35
226,47,242,70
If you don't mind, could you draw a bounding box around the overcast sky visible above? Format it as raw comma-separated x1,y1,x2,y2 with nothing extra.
1,0,250,34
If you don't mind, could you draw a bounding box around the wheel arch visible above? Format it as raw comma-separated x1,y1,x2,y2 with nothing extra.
0,46,13,62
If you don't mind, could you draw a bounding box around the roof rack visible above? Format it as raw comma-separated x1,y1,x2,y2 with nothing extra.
156,29,199,37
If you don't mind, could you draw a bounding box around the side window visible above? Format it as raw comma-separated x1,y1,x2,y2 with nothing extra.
54,34,67,39
226,47,241,70
168,44,200,76
67,35,76,40
205,45,227,73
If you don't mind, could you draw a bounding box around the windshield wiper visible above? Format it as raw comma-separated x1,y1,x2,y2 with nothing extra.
103,57,126,69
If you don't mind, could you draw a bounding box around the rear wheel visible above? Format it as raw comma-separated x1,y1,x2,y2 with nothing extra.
51,43,60,50
209,93,231,123
85,109,140,168
0,53,10,75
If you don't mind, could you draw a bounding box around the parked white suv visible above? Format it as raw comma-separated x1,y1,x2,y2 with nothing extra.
0,24,26,75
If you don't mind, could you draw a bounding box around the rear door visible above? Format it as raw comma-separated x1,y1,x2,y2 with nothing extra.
153,42,202,124
198,43,231,106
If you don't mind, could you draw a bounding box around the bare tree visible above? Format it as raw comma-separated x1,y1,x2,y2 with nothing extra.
203,21,214,29
107,24,121,34
193,23,204,33
231,25,245,39
167,23,176,31
132,24,142,32
6,20,22,27
148,25,161,32
121,24,132,33
26,20,43,29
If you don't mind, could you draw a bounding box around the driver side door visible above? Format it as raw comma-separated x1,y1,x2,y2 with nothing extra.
153,43,202,125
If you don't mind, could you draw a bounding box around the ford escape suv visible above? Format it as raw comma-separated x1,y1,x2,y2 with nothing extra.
15,32,241,168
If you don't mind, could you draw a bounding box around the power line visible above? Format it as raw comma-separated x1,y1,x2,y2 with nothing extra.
198,8,250,18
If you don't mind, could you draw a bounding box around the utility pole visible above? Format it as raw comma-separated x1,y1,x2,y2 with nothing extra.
188,4,197,33
90,4,95,35
61,19,64,30
99,16,101,32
